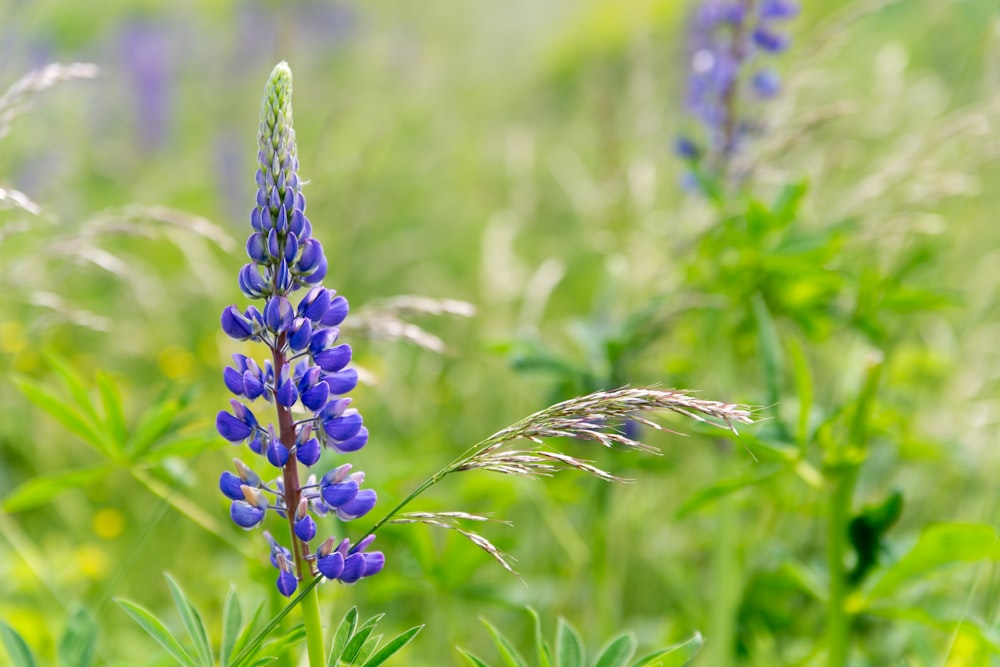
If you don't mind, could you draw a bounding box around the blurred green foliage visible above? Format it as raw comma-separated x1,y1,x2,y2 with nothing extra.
1,0,999,666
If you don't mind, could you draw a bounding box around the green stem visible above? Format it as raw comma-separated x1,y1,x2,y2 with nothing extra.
825,463,857,667
705,462,739,667
300,584,326,667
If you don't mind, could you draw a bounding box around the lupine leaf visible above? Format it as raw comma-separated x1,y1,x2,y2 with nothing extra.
3,465,114,512
165,574,214,667
117,599,198,667
353,632,382,665
14,377,115,458
126,396,186,457
220,588,242,667
752,293,783,418
95,371,127,446
481,618,528,667
230,599,267,667
456,648,491,667
44,354,102,425
526,608,553,667
57,607,98,667
556,618,585,667
266,624,305,654
0,621,38,667
328,607,359,666
591,633,636,667
631,633,703,667
341,625,376,664
361,625,422,667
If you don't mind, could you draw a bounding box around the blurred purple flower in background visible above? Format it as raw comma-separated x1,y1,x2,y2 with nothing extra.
677,0,798,176
119,20,174,153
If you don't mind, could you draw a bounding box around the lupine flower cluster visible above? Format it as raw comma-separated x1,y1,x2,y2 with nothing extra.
677,0,799,167
216,62,384,596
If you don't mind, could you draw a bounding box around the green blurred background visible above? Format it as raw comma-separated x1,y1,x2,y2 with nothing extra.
1,0,999,665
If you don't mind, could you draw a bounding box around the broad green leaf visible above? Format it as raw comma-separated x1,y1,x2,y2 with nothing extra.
361,625,422,667
526,607,553,667
3,465,114,512
0,621,38,667
58,607,98,667
95,371,127,446
675,464,784,519
328,607,359,667
632,632,703,667
867,523,998,599
165,574,214,667
556,618,585,667
591,633,636,667
481,618,528,667
117,599,198,667
220,588,242,667
14,377,115,458
456,648,491,667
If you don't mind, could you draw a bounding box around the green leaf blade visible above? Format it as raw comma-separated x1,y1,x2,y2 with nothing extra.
117,599,198,667
362,625,423,667
591,633,636,667
556,618,585,667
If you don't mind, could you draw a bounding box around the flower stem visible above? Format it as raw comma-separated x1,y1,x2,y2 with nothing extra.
300,583,326,667
825,463,856,667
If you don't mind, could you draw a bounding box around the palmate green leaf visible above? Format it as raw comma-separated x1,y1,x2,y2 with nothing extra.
95,371,127,446
126,391,192,458
0,620,38,667
3,464,114,512
631,632,703,667
14,376,116,459
117,599,198,667
352,633,382,665
481,618,529,667
219,588,242,667
526,608,553,667
142,433,220,463
341,625,376,664
591,633,636,667
57,607,98,667
556,618,584,667
44,354,101,425
165,574,213,667
361,625,423,667
867,523,998,600
328,607,359,667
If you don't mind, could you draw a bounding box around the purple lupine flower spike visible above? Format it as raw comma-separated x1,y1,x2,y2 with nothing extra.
216,62,383,596
677,0,798,177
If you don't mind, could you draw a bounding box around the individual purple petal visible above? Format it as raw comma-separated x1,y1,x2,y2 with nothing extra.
362,552,385,577
266,439,290,468
276,570,298,597
246,232,268,263
287,317,312,353
267,228,280,259
230,500,265,528
314,344,352,372
243,370,265,400
752,69,781,97
331,427,368,454
303,257,327,284
294,514,317,542
300,380,329,412
221,306,254,340
264,296,294,333
324,368,358,396
317,552,345,580
753,26,788,52
335,489,376,520
298,286,331,321
297,238,323,273
276,376,298,407
238,263,269,298
323,410,363,441
223,367,245,395
759,0,799,19
289,209,305,237
309,328,339,355
219,471,245,500
320,296,349,326
296,438,321,466
321,480,359,507
217,411,252,442
339,553,365,584
284,232,299,263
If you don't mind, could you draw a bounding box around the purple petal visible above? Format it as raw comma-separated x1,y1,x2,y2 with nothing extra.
230,501,265,528
317,552,345,580
219,472,244,500
362,552,385,577
324,368,358,396
321,480,358,508
320,296,349,327
314,344,352,372
276,570,298,597
296,438,321,466
339,553,365,583
335,489,376,521
217,411,252,442
331,427,368,454
323,411,363,441
294,515,317,542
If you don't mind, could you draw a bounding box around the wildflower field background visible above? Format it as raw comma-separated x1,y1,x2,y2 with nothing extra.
2,1,1000,665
